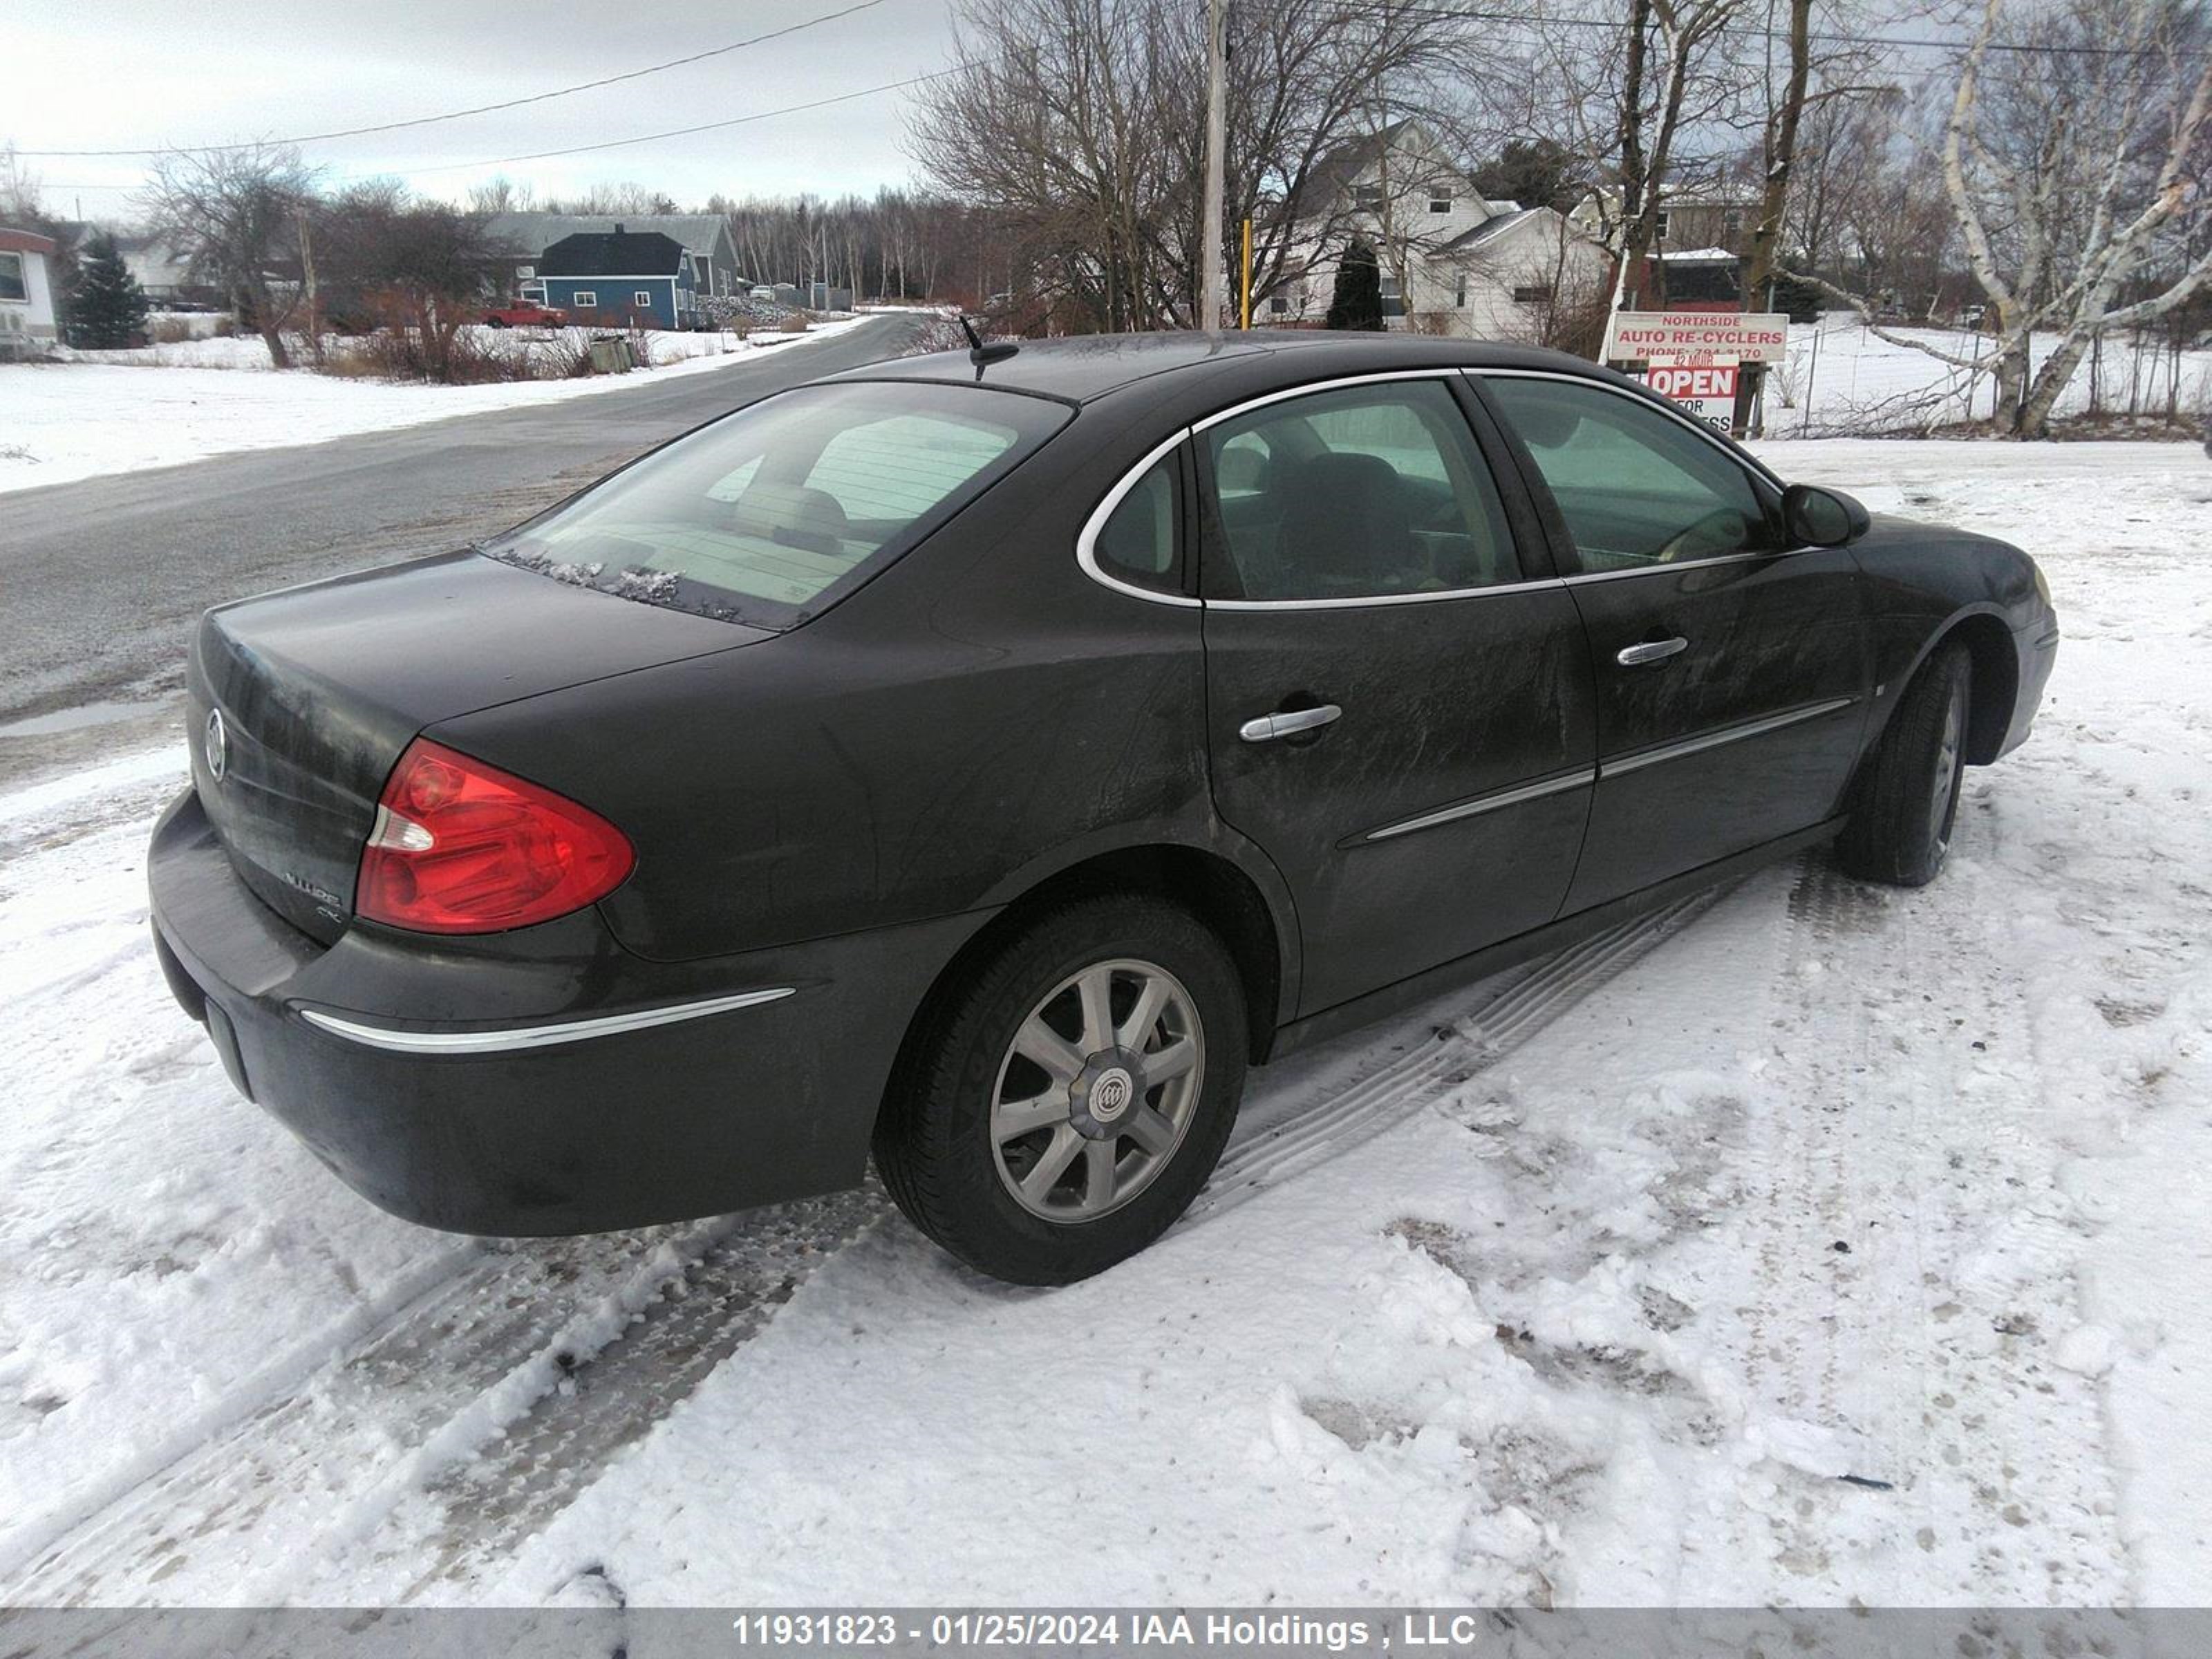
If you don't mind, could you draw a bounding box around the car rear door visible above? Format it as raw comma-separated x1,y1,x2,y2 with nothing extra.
1192,372,1599,1016
1473,370,1871,912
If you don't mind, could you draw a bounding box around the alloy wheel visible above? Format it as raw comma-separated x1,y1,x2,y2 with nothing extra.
1929,682,1965,854
988,957,1205,1223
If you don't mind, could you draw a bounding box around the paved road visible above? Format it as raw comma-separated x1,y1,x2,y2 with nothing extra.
0,312,924,780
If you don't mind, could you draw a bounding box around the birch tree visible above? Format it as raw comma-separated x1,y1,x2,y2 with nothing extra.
1809,0,2211,435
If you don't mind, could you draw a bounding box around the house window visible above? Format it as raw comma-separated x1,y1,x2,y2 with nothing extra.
572,290,598,309
1268,294,1290,315
1513,283,1550,303
519,283,547,303
0,252,25,303
1454,274,1468,308
1654,209,1671,240
1723,207,1745,236
635,290,654,308
1430,196,1452,214
1352,184,1384,211
515,264,535,280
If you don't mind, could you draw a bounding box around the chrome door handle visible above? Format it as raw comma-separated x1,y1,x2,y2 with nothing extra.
1239,704,1343,743
1617,637,1689,667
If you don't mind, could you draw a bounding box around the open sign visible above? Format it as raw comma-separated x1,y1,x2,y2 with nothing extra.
1641,360,1738,430
1646,364,1738,402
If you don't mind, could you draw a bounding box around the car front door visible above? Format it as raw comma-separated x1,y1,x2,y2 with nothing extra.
1193,373,1599,1016
1474,371,1871,912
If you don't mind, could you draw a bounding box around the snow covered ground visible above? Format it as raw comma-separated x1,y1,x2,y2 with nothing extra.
0,317,869,496
0,440,2206,1608
1763,317,2212,436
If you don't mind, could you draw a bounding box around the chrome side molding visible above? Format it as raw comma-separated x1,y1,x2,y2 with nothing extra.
1604,696,1858,777
297,987,797,1056
1363,767,1597,843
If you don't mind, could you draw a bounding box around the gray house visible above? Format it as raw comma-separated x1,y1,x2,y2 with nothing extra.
482,213,742,303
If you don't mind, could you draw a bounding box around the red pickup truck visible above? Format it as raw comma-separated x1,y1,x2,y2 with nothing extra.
482,299,568,328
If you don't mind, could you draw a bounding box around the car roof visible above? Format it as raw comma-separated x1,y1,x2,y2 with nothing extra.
824,328,1615,406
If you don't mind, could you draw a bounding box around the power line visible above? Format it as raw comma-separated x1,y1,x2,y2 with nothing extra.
359,66,975,178
10,0,895,159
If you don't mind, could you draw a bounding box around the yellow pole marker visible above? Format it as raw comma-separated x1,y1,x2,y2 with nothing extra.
1239,218,1253,330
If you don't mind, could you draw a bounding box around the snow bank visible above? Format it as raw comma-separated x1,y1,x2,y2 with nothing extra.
0,317,869,496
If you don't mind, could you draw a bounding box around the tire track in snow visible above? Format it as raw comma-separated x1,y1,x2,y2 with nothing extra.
1727,825,2130,1601
6,880,1727,1602
0,1197,877,1606
1188,892,1725,1224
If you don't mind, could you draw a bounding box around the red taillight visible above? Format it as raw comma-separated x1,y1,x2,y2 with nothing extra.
355,739,635,934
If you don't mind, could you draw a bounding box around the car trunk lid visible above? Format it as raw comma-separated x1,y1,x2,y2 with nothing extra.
188,550,766,944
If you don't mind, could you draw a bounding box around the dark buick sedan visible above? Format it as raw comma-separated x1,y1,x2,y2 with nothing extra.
148,332,2059,1284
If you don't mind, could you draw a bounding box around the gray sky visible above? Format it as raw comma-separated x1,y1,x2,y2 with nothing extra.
11,0,962,223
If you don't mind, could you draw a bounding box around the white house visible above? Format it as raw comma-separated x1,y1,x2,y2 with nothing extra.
1270,122,1608,344
1,227,60,358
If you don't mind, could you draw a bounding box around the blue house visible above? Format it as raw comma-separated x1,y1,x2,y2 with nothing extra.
536,227,699,330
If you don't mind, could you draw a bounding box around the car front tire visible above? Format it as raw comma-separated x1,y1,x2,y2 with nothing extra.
874,894,1247,1286
1837,639,1971,888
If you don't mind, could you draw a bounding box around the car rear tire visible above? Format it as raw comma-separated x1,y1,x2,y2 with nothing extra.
874,894,1248,1286
1837,639,1971,888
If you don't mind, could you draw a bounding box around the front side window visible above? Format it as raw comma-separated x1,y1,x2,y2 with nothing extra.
1483,375,1778,572
486,382,1068,626
0,253,25,303
1091,454,1181,592
1201,380,1519,601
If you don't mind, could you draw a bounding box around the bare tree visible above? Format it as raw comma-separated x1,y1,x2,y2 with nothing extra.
908,0,1462,332
143,144,319,367
1802,0,2211,435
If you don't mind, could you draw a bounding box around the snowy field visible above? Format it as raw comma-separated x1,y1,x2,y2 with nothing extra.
1762,317,2212,436
0,440,2207,1607
0,317,869,496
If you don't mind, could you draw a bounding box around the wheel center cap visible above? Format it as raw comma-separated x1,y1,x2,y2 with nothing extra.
1090,1067,1134,1122
1069,1049,1145,1139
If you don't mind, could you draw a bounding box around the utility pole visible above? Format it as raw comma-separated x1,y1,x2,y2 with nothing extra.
1199,0,1227,331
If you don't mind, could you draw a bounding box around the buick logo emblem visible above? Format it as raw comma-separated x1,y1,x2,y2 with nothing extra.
204,708,228,783
1091,1069,1133,1121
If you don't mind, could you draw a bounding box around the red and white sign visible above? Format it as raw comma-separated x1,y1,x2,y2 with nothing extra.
1603,310,1788,364
1642,359,1738,429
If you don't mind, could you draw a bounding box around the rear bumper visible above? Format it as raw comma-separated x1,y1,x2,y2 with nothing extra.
147,787,986,1235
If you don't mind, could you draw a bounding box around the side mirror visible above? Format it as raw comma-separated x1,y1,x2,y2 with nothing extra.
1783,483,1871,548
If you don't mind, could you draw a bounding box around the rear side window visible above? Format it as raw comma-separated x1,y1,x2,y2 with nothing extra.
1200,380,1520,601
1091,453,1181,592
486,382,1069,627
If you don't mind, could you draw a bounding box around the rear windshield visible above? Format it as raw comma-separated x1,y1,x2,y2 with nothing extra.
483,381,1069,628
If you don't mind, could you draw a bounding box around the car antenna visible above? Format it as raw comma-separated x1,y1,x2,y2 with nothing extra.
959,314,1020,375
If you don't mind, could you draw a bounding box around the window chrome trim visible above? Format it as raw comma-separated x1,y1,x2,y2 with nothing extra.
1559,548,1822,585
1205,577,1565,613
1462,364,1788,492
1186,366,1467,435
1602,696,1858,778
1362,767,1596,844
296,988,796,1056
1074,427,1203,609
1074,367,1555,612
